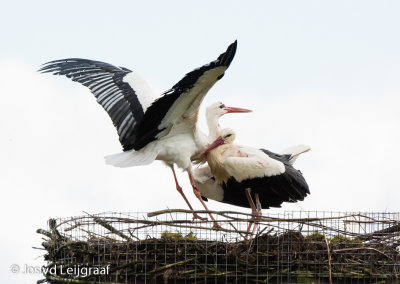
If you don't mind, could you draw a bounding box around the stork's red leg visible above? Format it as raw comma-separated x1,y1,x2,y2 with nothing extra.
250,193,262,235
169,165,207,221
245,188,258,237
188,172,221,229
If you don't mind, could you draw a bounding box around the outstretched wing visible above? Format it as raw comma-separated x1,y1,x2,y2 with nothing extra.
39,59,156,151
132,40,238,150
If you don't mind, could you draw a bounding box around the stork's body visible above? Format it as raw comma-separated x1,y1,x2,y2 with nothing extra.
195,145,310,209
196,129,310,232
40,41,252,222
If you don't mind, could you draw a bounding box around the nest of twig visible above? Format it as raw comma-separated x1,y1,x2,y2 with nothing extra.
36,210,400,284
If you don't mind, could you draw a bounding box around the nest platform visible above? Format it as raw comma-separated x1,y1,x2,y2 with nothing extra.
36,210,400,284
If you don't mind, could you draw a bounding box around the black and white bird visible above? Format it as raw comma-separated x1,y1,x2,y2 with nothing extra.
40,41,251,222
195,128,310,231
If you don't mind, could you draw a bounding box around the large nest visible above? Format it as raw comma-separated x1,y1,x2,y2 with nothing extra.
36,210,400,284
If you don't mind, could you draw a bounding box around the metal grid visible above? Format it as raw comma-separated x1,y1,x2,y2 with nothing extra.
38,210,400,283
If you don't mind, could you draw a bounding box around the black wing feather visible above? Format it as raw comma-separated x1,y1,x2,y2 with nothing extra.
260,149,291,163
39,58,144,151
131,41,238,150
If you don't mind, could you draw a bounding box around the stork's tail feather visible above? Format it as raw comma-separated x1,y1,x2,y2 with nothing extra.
279,144,311,165
193,166,224,202
193,166,213,184
105,149,157,168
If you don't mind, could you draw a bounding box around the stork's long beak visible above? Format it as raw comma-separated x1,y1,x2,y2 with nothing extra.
225,106,252,113
199,136,225,157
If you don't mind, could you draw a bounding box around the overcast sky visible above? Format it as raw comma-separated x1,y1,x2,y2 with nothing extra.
1,1,400,283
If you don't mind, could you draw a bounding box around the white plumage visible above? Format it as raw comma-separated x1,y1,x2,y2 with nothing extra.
224,154,285,183
122,73,157,112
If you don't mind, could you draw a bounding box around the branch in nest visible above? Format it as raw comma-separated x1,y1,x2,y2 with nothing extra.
147,257,197,274
92,216,131,241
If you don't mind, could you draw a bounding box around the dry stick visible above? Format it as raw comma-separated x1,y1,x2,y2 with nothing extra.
130,218,244,227
371,232,400,243
367,223,400,236
80,228,117,241
55,215,94,229
91,216,131,241
333,247,392,259
64,222,82,232
148,209,360,223
70,217,251,235
256,227,273,239
393,262,400,280
148,257,197,274
127,229,140,241
104,216,247,226
227,221,246,239
346,213,398,223
298,221,363,238
149,209,287,222
36,228,52,238
148,209,254,219
112,218,249,235
319,220,333,284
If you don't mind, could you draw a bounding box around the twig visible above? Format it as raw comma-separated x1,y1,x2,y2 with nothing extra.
227,221,246,239
92,216,131,241
333,247,392,258
320,220,332,284
367,223,400,236
148,257,197,274
119,218,249,234
36,229,52,238
64,222,82,232
148,209,255,219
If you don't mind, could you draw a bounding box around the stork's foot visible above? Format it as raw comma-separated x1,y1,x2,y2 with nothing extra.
247,217,256,234
247,220,257,240
212,222,223,230
188,173,219,224
192,213,207,221
248,208,262,239
244,190,262,239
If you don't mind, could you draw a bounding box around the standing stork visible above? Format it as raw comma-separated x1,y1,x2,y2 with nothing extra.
40,41,251,223
196,128,310,232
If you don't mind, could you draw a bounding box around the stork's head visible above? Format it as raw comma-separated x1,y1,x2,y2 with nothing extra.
220,128,236,144
206,102,252,118
200,128,236,157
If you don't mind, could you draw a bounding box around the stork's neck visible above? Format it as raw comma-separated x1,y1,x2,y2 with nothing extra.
206,114,221,142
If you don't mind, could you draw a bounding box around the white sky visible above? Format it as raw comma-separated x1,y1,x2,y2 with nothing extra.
1,1,400,283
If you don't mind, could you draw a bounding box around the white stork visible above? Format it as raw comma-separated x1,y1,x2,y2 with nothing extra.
195,128,310,232
40,41,252,222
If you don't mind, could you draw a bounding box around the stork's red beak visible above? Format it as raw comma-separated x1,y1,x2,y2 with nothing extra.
199,136,225,157
225,106,252,113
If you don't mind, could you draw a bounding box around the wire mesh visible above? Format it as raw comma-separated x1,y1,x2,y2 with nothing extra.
37,210,400,284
